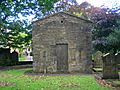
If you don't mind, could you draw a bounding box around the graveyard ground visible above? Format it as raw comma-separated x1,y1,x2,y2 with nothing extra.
0,68,112,90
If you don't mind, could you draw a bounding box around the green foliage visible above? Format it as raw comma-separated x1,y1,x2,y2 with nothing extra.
62,1,120,54
107,30,120,45
107,29,120,53
49,0,78,14
0,0,58,49
0,68,111,90
92,13,120,54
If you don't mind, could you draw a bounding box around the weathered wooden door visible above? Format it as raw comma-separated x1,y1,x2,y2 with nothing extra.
56,44,68,72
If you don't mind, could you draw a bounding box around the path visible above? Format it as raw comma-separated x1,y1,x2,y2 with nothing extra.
24,56,33,61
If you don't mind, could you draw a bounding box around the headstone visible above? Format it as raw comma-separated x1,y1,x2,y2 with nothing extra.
116,53,120,64
94,51,103,68
11,50,19,64
102,53,119,79
115,53,120,70
0,48,11,66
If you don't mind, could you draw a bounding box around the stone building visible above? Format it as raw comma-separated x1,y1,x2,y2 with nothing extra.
32,12,93,73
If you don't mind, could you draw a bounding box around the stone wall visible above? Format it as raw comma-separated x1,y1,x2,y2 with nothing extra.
32,12,92,73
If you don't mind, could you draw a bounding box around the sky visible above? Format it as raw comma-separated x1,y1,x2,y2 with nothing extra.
19,0,120,22
76,0,120,8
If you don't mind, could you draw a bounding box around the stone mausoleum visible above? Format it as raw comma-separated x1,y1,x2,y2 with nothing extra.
32,12,92,73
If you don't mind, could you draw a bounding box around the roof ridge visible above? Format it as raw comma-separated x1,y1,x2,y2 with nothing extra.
32,12,93,24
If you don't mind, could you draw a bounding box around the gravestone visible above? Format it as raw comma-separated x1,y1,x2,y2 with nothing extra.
116,53,120,64
94,51,103,68
102,53,119,79
11,50,19,64
0,48,19,66
116,53,120,70
0,48,11,66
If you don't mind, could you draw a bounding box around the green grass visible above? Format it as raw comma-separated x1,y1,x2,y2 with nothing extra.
0,68,111,90
19,57,26,61
112,80,120,85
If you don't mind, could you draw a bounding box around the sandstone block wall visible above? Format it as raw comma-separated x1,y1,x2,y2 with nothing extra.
32,12,92,73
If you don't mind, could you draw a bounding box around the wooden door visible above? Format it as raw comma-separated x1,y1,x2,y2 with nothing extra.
56,44,68,72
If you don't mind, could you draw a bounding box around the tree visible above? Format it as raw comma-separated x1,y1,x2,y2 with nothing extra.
91,7,120,54
53,1,91,19
62,1,120,54
49,0,78,13
0,0,58,49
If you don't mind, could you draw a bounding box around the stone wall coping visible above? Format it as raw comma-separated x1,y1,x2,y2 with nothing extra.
102,53,110,57
32,12,93,24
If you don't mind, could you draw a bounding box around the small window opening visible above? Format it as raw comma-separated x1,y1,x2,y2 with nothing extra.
61,20,63,23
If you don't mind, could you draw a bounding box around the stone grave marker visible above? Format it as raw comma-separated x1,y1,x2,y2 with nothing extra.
94,51,103,68
102,53,119,79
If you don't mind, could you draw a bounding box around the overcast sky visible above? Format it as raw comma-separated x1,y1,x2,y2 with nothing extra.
76,0,120,8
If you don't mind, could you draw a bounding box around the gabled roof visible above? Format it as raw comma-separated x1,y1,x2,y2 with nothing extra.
32,12,93,24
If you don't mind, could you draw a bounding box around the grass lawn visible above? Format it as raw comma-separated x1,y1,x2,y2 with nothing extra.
0,68,112,90
19,57,26,61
